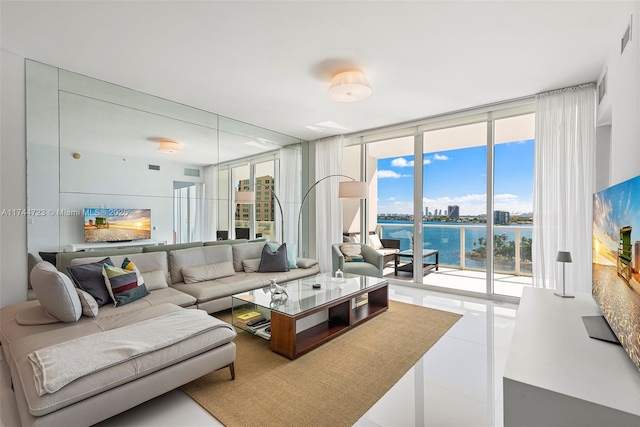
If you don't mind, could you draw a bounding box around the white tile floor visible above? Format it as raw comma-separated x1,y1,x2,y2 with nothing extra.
0,284,517,427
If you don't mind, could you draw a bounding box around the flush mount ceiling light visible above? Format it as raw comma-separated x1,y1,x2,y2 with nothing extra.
157,140,182,154
328,70,372,103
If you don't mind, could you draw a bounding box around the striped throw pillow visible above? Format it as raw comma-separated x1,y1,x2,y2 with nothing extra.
121,257,145,286
102,264,149,307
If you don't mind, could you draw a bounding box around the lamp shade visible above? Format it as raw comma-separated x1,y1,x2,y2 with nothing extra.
339,181,367,199
157,140,182,154
556,251,572,263
328,71,372,103
234,191,255,204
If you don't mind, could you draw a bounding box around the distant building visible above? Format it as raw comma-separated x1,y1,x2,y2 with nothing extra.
236,175,275,222
635,241,639,272
494,210,510,224
447,205,460,218
425,206,429,216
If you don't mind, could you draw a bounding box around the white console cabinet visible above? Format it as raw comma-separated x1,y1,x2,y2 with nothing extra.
63,240,164,252
504,287,640,426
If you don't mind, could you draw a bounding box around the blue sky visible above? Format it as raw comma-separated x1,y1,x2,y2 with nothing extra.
377,139,535,216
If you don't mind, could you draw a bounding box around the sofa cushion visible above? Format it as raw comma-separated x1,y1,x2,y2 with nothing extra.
182,261,236,284
340,244,364,262
30,262,82,323
66,257,114,307
70,252,170,288
76,289,99,317
170,245,233,284
259,243,289,272
368,234,384,250
102,264,149,307
242,258,261,273
57,248,143,277
171,281,235,303
231,242,267,272
296,258,319,269
141,269,169,291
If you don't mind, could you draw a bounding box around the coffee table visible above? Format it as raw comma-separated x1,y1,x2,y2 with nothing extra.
231,273,388,359
394,249,439,276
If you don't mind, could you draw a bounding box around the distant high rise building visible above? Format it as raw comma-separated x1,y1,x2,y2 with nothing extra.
425,206,429,216
236,175,275,222
447,205,460,218
494,210,510,224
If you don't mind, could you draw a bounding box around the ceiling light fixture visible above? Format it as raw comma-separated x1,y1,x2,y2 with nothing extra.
157,140,182,154
328,70,372,103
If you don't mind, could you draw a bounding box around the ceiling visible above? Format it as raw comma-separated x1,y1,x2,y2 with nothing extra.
1,1,633,141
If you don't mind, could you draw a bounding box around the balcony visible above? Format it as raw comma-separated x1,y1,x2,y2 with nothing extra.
378,223,533,298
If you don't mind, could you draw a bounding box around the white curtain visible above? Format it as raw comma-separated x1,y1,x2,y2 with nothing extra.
193,164,217,242
533,84,596,293
279,145,301,247
315,136,344,272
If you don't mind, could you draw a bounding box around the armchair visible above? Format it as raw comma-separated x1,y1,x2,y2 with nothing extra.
332,243,384,278
343,232,400,266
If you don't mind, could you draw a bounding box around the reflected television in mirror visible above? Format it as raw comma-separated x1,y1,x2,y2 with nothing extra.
84,208,151,243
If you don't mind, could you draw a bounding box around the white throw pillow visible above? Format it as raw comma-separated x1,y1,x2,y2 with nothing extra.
141,269,169,291
76,288,99,317
369,234,384,250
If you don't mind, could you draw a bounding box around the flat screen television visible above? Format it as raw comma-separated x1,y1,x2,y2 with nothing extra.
84,208,151,243
592,174,640,372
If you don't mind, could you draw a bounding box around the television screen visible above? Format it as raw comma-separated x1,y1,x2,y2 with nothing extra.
84,208,151,243
592,174,640,372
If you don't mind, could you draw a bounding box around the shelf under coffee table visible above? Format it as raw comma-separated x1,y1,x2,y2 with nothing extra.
231,273,389,359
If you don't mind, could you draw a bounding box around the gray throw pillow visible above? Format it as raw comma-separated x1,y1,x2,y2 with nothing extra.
258,243,290,273
30,261,82,323
66,257,114,307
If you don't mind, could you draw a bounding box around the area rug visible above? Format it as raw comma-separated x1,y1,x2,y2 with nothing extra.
181,300,461,427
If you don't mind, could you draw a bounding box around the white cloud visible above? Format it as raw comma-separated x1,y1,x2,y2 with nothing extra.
391,158,413,167
433,154,449,161
388,197,396,201
378,170,402,178
423,158,432,165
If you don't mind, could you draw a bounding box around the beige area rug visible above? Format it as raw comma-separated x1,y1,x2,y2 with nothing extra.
182,301,461,427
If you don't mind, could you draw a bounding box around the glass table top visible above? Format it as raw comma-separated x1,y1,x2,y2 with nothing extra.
231,272,387,317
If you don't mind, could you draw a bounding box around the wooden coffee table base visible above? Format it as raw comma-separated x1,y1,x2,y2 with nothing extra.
269,282,389,359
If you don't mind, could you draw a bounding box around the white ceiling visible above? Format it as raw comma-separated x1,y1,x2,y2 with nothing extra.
1,1,633,141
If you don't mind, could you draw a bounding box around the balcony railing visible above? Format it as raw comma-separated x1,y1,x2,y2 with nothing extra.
378,223,533,277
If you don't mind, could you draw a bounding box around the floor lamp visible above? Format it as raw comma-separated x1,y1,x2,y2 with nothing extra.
235,183,284,242
296,174,368,256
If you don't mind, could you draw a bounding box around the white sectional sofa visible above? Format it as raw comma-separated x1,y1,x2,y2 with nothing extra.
1,239,319,426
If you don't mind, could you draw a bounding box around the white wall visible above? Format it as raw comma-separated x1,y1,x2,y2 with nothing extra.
602,4,640,185
1,51,28,306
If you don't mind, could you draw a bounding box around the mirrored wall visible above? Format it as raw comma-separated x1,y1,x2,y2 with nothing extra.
26,59,304,253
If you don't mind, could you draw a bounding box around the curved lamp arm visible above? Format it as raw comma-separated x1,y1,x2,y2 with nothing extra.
236,183,284,242
297,174,358,256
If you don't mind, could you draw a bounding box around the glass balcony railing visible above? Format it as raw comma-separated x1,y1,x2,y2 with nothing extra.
378,223,533,277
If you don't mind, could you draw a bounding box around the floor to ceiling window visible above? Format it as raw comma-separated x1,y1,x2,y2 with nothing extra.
344,103,535,300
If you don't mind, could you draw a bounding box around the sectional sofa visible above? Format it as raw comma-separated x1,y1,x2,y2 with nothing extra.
1,239,320,426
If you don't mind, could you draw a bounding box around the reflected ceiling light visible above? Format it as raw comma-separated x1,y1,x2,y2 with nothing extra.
328,70,372,103
157,140,182,154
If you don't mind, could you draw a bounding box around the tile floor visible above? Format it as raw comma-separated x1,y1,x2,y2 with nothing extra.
0,284,517,427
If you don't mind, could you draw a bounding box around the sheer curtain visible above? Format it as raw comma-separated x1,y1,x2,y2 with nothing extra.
533,83,596,293
193,164,217,242
279,145,301,247
315,136,344,272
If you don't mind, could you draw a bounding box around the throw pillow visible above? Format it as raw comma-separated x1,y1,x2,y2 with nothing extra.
368,234,384,250
340,243,364,262
76,288,99,317
121,257,145,286
102,264,149,307
66,257,114,307
38,251,58,267
242,258,261,273
30,261,82,323
258,243,290,272
266,242,298,269
140,269,169,291
181,261,236,284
